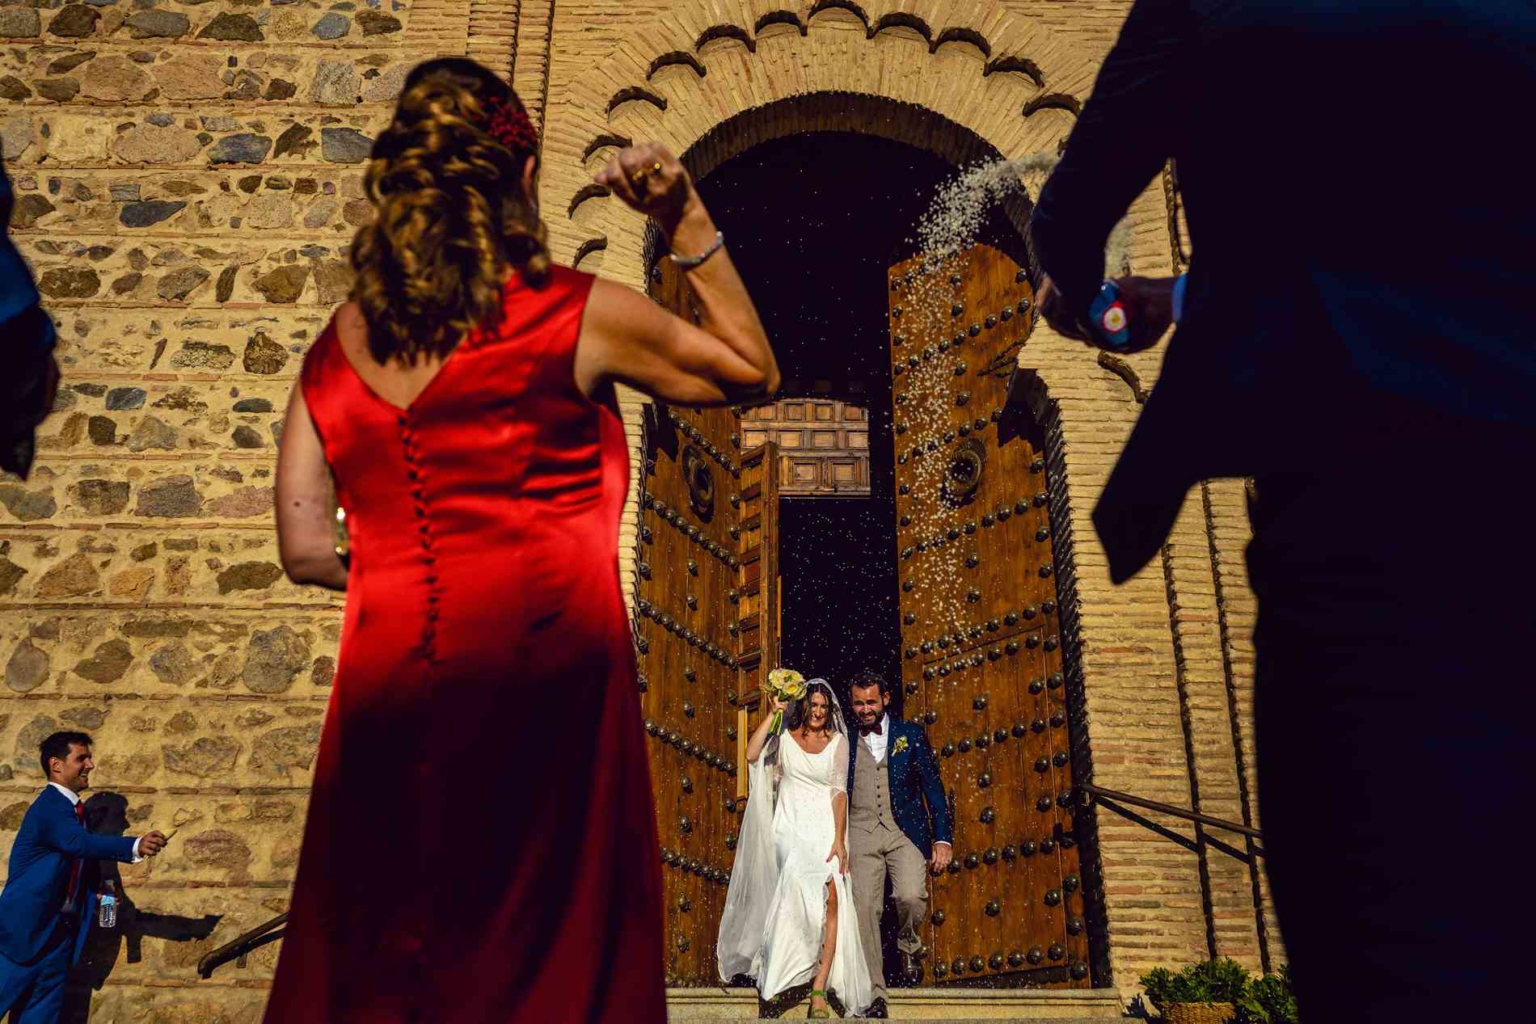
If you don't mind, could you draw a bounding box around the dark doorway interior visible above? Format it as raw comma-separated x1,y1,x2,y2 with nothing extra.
694,132,1021,714
693,130,1037,993
695,132,935,712
776,497,898,699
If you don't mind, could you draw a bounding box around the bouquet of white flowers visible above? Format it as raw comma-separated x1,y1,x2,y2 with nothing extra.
763,667,807,736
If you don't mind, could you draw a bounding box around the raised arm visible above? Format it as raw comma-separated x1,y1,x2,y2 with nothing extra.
1029,0,1192,330
274,385,349,591
38,808,138,863
744,695,785,765
576,143,780,406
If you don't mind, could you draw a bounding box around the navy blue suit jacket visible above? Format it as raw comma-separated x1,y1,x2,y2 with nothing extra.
2,150,57,478
0,787,136,964
0,151,53,363
1029,0,1536,583
845,717,953,860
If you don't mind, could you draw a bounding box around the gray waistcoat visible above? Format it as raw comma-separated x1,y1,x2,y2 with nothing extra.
850,739,897,833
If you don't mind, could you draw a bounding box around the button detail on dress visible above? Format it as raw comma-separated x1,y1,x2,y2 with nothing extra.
400,421,442,665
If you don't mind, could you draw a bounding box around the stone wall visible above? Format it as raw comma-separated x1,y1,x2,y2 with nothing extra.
0,0,442,1019
2,1,1277,1017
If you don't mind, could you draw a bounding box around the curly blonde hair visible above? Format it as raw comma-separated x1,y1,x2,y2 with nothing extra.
350,58,551,365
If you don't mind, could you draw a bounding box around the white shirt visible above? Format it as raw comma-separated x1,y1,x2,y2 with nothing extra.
49,783,143,862
856,718,950,850
860,713,891,763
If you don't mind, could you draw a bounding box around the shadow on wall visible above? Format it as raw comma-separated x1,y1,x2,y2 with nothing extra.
60,792,220,1024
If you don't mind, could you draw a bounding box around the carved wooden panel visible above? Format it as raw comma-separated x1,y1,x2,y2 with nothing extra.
742,399,870,497
886,245,1089,986
637,259,749,986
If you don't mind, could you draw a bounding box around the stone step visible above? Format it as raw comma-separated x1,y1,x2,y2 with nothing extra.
666,988,1127,1021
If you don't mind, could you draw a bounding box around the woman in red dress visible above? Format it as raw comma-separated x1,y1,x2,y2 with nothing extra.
267,58,778,1023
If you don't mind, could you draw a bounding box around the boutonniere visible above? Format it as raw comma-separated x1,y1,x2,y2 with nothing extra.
891,736,910,757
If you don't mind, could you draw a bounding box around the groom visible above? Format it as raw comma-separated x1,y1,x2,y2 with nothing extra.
845,670,952,1018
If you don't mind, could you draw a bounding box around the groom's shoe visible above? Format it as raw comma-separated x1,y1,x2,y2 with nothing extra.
899,950,924,986
865,997,889,1019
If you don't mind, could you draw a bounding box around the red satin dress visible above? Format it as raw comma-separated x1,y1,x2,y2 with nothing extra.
263,267,666,1024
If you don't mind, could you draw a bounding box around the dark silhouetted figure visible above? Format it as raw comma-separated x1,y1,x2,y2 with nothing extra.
1029,2,1535,1022
0,150,58,479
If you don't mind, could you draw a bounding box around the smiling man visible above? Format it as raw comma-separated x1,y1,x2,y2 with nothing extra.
844,670,952,1018
0,732,167,1024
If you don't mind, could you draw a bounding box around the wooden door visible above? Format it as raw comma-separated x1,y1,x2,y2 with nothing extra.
636,259,778,985
886,245,1090,987
732,438,780,782
742,399,872,497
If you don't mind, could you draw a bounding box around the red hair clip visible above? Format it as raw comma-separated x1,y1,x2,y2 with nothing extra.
484,96,539,156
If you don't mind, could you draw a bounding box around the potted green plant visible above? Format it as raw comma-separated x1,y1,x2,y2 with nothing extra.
1139,957,1252,1024
1235,965,1299,1024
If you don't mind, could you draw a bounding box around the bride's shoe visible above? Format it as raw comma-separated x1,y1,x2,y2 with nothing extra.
807,990,832,1018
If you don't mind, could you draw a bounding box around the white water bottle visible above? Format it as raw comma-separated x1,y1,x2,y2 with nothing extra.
98,880,117,929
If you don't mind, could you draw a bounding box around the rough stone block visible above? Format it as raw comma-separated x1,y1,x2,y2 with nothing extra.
30,381,291,458
15,238,359,309
0,669,334,786
3,110,391,170
46,5,101,40
32,308,331,377
0,529,333,612
0,8,42,39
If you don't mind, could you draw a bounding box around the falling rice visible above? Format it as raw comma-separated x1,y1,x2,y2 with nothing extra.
892,155,1129,638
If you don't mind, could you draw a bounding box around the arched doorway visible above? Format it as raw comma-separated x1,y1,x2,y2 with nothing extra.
635,127,1094,991
546,5,1193,998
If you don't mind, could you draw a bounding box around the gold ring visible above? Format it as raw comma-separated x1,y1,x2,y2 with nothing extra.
630,161,664,184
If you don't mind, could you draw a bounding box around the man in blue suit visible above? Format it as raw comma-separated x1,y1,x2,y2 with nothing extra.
1028,2,1534,1020
1,732,166,1023
845,671,951,1018
1,148,59,480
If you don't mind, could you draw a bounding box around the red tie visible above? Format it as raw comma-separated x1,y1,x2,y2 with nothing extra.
65,801,85,907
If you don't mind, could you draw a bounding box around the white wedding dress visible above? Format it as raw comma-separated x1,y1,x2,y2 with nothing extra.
718,715,873,1016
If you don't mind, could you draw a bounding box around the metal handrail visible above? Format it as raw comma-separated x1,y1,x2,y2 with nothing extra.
191,785,1256,978
197,911,287,979
1082,782,1264,845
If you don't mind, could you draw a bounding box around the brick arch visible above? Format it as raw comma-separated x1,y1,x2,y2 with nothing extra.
534,8,1231,1005
542,0,1101,284
635,92,1037,275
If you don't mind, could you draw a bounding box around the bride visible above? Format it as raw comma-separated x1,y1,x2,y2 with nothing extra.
718,679,873,1018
